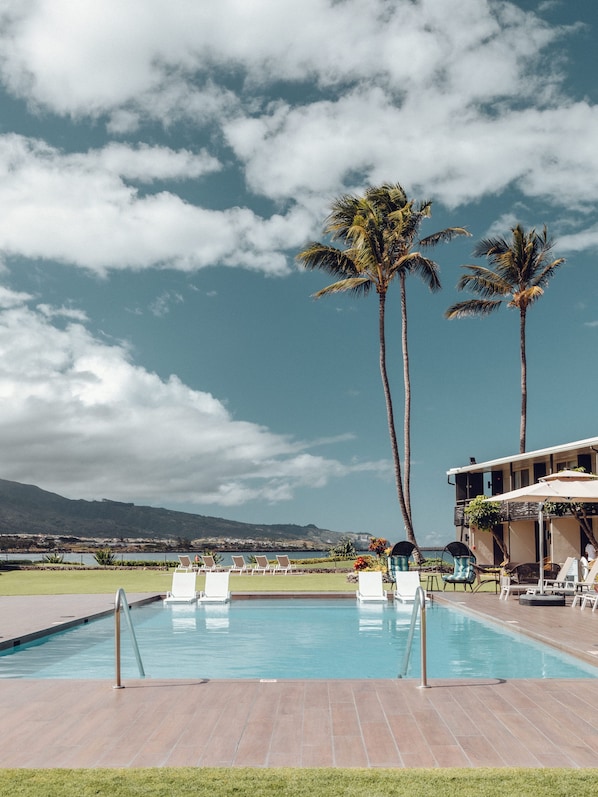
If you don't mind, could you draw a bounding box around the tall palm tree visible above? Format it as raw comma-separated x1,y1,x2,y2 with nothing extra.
446,224,564,453
297,184,468,549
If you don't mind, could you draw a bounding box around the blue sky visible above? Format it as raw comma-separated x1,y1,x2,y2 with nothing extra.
0,0,597,547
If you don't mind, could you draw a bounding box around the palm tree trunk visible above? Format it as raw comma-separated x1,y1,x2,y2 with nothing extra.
399,271,412,527
519,308,527,453
378,291,416,545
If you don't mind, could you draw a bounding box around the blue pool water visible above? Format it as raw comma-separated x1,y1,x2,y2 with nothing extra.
1,599,595,680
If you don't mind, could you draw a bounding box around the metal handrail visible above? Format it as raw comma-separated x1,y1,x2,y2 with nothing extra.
397,586,429,688
114,588,145,688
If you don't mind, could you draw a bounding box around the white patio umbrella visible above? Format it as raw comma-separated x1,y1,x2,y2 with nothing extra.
487,470,598,597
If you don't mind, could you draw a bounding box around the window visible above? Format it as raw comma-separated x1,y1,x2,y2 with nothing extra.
513,469,530,489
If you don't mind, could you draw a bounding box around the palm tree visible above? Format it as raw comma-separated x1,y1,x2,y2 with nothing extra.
297,183,468,550
446,224,564,453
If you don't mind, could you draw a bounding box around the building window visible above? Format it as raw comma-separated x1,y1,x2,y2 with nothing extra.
556,459,577,472
513,469,529,489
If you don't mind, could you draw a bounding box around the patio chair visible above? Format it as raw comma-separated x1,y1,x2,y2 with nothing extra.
200,554,219,572
387,540,416,583
274,555,296,574
177,555,194,571
253,555,274,574
198,571,231,603
164,571,198,604
570,559,598,607
441,541,476,590
542,556,580,593
356,571,388,603
498,573,536,600
393,571,424,604
229,555,249,574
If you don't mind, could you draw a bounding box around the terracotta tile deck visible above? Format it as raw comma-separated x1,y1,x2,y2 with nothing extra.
1,590,598,768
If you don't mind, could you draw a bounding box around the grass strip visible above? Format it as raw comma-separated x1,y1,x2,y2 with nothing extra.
0,768,597,797
0,568,491,596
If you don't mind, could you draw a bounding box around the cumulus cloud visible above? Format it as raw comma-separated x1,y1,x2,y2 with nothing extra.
0,292,386,506
0,134,314,275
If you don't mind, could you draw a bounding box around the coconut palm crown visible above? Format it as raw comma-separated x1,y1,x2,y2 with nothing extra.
446,224,564,453
297,183,469,550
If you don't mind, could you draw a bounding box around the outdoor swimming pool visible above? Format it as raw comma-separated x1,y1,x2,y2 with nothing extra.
1,599,595,680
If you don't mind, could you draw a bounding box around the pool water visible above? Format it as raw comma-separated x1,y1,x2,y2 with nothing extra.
1,599,596,680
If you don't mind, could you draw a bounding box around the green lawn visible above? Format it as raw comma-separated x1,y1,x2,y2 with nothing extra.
0,568,495,596
0,768,596,797
0,569,355,595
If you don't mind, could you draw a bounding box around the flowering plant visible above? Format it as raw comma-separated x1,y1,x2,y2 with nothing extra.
353,555,371,571
368,537,389,557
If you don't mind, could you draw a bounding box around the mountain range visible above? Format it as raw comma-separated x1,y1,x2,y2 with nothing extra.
0,478,350,548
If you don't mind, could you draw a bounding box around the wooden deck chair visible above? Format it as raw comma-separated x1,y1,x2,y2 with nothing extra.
177,555,193,571
229,555,249,574
356,571,387,603
164,571,198,604
274,555,296,574
253,555,273,574
200,555,218,572
198,571,231,603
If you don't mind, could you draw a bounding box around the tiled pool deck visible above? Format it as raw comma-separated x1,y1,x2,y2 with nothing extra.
1,590,598,768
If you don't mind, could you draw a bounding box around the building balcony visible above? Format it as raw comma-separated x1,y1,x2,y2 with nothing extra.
453,500,598,527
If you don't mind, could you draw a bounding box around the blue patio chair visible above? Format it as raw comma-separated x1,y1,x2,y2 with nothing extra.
442,555,477,590
387,540,416,583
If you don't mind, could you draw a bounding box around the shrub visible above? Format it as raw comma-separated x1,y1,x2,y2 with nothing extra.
94,548,116,566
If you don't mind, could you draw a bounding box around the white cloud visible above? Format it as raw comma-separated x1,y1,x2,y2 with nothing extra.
0,294,386,506
0,1,597,263
0,134,314,275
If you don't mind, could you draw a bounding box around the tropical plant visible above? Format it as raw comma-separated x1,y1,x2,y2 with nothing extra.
353,555,374,571
204,550,223,566
329,536,356,559
464,495,509,562
298,183,468,552
368,537,389,557
94,548,116,566
42,553,64,564
446,224,564,453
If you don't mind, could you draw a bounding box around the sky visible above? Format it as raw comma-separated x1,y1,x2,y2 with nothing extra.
0,0,598,547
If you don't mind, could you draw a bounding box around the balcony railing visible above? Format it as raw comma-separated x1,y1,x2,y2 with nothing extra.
453,499,598,527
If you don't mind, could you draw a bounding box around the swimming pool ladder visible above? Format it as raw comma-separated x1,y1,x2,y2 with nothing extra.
114,588,145,688
397,585,429,688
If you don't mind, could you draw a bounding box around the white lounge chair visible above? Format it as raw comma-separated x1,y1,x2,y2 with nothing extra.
542,556,580,593
393,571,424,603
198,571,231,603
570,559,598,607
177,555,194,571
164,571,198,604
356,571,387,603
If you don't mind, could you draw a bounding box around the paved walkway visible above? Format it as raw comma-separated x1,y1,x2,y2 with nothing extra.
1,591,598,768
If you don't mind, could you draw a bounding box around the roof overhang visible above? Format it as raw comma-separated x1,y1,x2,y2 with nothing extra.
447,436,598,477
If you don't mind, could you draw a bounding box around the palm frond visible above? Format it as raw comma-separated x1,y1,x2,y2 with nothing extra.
296,242,358,278
420,227,471,247
445,299,503,319
456,265,511,297
312,277,371,298
393,252,441,291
